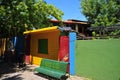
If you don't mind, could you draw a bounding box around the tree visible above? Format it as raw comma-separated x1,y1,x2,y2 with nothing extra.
0,0,63,38
80,0,120,27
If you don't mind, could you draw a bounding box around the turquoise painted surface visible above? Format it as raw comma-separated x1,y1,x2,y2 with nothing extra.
69,32,76,75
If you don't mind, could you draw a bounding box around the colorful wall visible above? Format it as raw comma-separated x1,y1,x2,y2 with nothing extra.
30,30,60,65
76,39,120,80
24,26,76,75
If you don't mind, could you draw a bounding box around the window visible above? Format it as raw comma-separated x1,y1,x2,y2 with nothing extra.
38,39,48,54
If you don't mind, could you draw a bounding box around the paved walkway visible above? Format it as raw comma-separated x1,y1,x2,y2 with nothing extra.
0,63,88,80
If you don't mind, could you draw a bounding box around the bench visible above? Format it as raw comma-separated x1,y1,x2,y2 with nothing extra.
34,58,69,79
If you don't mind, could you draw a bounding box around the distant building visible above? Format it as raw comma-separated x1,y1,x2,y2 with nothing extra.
50,19,90,36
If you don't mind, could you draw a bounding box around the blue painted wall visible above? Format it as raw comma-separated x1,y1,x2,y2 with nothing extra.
13,35,25,53
69,32,76,75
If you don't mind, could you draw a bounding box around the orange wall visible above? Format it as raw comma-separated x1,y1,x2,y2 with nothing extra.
30,30,60,65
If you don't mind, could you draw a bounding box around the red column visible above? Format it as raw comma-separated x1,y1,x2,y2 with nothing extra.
25,34,31,63
58,36,69,72
58,36,69,62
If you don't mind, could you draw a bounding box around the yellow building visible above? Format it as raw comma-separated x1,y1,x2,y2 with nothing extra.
24,26,60,65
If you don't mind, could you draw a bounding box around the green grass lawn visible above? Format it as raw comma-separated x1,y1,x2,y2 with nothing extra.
75,39,120,80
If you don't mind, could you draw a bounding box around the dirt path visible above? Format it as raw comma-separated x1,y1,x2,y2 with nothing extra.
0,63,87,80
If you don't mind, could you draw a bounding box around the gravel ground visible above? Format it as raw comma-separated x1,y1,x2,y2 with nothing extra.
0,63,88,80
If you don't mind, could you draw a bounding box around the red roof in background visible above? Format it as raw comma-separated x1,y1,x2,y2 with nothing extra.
50,19,89,24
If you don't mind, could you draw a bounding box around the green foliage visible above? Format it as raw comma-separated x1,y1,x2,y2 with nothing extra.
92,31,96,37
110,30,120,36
81,0,120,27
0,0,63,38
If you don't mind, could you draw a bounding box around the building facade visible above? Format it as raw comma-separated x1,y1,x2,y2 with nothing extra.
50,19,90,36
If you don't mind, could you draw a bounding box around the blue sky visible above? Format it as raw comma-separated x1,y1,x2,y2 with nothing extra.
44,0,87,21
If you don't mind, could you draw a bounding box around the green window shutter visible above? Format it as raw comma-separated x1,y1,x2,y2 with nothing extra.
38,39,48,54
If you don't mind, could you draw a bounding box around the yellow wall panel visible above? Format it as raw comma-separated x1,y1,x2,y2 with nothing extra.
30,55,42,66
30,30,60,65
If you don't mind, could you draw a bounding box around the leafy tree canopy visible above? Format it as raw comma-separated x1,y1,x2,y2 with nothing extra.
0,0,63,38
81,0,120,27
